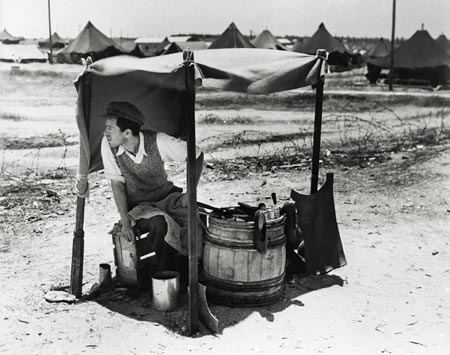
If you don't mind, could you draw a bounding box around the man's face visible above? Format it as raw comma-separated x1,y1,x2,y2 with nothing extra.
104,118,126,147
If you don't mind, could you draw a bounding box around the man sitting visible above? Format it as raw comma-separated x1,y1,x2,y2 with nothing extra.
101,101,204,281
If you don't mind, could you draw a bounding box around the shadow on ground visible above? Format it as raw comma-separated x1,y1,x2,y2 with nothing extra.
93,273,345,337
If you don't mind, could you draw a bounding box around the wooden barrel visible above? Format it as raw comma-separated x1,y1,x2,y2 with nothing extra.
203,214,286,306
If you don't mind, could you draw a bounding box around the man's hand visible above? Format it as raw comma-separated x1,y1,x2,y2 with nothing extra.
110,180,135,242
121,221,135,243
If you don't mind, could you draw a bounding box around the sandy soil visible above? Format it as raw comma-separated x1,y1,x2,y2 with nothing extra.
0,62,449,354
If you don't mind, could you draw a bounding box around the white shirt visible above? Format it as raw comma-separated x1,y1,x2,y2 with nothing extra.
101,131,202,182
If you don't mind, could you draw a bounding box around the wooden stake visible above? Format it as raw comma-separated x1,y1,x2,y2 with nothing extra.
310,50,326,194
70,74,91,298
70,196,85,297
183,50,199,335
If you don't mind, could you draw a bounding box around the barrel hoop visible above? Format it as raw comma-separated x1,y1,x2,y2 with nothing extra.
204,232,286,249
208,215,286,229
203,271,285,292
206,284,286,307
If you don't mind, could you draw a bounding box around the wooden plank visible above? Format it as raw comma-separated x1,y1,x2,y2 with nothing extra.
218,246,235,281
261,249,275,280
69,196,85,298
310,52,326,194
272,247,281,279
233,249,249,282
205,242,219,276
70,73,91,298
248,250,261,282
184,50,198,335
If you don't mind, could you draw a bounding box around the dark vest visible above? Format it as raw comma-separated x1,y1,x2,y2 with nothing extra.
112,131,174,208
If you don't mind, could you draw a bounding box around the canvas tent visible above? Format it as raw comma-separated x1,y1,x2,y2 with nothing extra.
208,22,255,49
0,29,21,44
57,21,123,64
161,41,209,55
0,43,47,63
367,30,450,87
133,37,171,57
71,48,328,333
292,23,352,68
39,32,67,49
436,34,450,57
366,38,390,59
252,29,286,50
365,38,391,84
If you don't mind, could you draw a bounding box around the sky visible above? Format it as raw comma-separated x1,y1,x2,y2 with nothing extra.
1,0,449,40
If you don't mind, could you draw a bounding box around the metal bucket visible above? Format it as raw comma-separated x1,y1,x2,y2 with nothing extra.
151,271,180,312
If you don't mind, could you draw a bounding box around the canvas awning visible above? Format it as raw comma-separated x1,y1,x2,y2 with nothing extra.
72,48,327,333
75,48,325,193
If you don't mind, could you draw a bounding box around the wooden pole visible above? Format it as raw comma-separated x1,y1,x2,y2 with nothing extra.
70,197,85,297
389,0,396,91
183,50,199,334
70,74,91,297
310,50,326,194
47,0,53,64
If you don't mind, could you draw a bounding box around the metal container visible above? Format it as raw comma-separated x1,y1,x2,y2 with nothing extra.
151,271,180,312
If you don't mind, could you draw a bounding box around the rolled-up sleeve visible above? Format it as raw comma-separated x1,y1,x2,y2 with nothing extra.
156,132,202,162
101,136,125,183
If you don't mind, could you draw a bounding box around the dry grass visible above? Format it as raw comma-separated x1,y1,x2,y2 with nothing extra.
196,91,450,112
0,132,77,150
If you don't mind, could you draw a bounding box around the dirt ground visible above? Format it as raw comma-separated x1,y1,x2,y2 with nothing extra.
0,62,449,354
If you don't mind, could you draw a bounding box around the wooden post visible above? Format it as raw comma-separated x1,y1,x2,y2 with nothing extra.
389,0,396,91
183,50,199,334
47,0,53,64
70,197,85,297
70,74,91,297
310,50,326,194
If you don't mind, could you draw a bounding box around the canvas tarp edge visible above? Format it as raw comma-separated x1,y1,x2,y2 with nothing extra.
74,50,326,197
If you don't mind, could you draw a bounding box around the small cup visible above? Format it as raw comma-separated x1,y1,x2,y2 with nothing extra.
99,263,112,289
265,208,280,220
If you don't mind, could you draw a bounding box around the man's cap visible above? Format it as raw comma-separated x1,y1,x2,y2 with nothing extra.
102,101,144,126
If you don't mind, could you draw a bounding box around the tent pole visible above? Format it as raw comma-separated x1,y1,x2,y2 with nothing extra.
389,0,396,91
310,50,327,194
47,0,53,64
70,74,91,298
183,50,199,335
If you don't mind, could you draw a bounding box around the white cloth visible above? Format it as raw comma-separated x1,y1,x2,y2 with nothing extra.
101,131,202,182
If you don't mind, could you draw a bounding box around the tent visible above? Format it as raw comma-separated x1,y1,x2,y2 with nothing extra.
0,29,21,44
208,22,255,49
38,32,67,49
292,23,351,68
365,38,390,59
365,38,391,84
71,48,328,333
134,37,171,57
367,30,450,87
252,29,286,50
161,41,210,55
436,34,450,57
0,43,47,63
56,21,123,64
